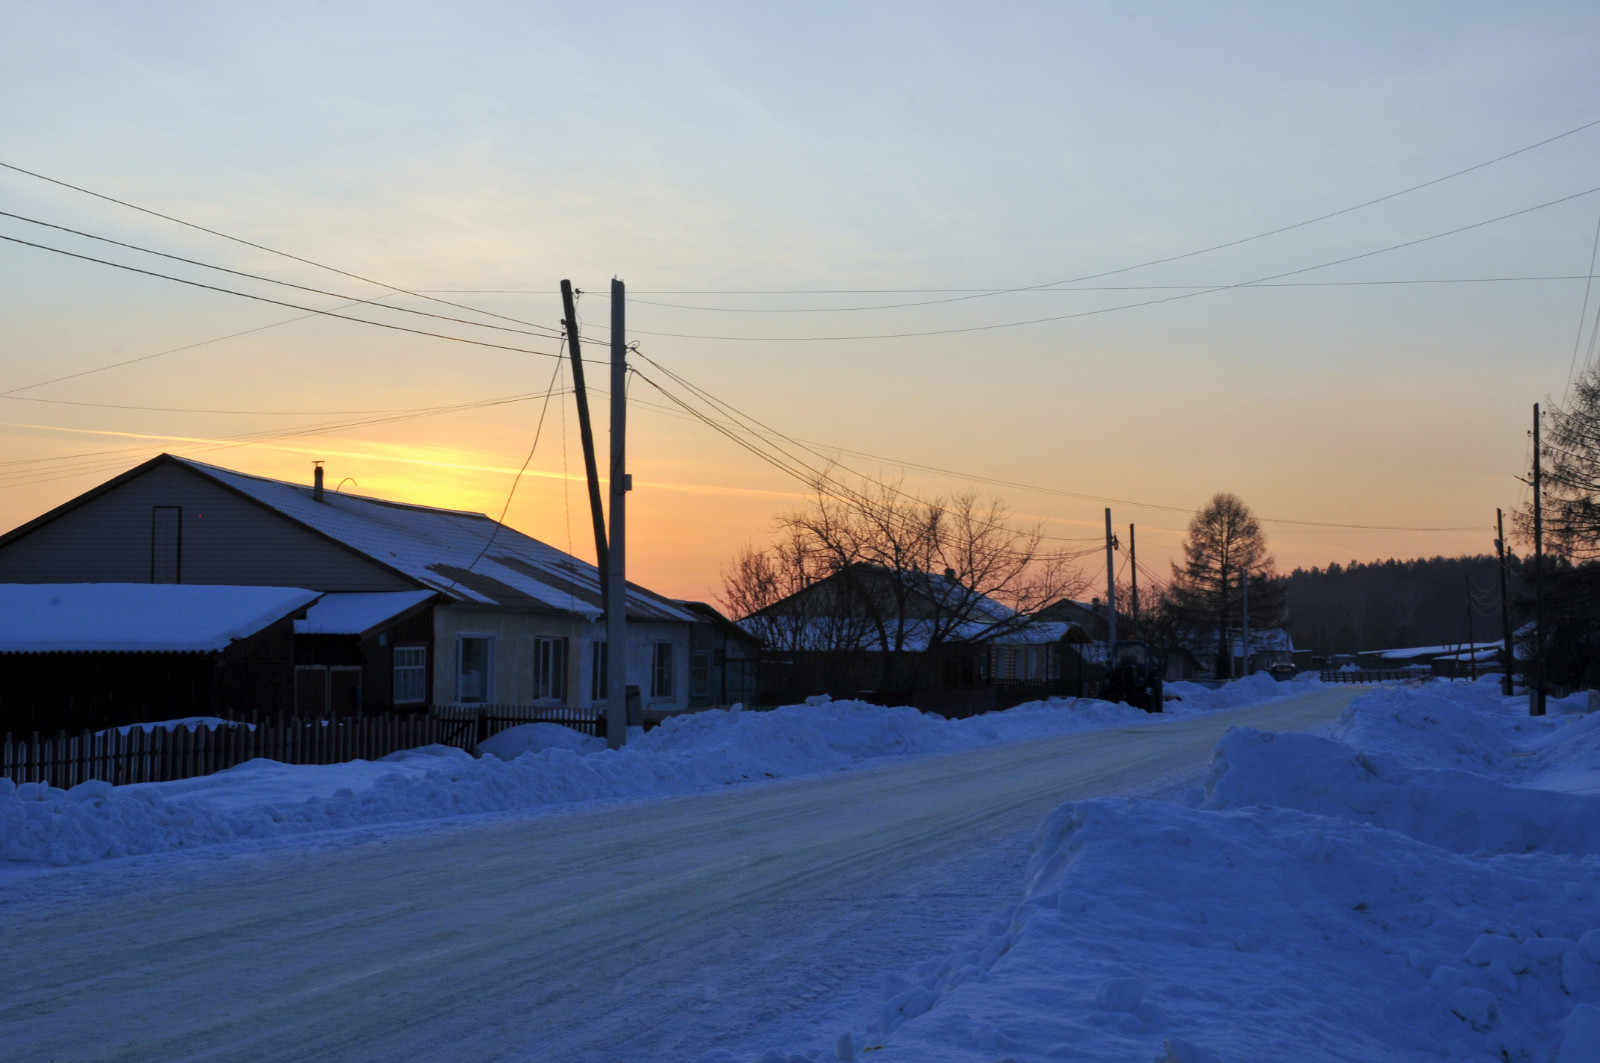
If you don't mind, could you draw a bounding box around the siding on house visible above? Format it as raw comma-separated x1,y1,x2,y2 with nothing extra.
0,461,412,592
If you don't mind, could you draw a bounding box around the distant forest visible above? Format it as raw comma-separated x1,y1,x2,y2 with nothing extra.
1283,555,1524,656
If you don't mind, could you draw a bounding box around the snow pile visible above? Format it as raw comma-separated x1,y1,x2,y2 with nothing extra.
2,692,1254,868
1163,672,1294,714
812,681,1600,1062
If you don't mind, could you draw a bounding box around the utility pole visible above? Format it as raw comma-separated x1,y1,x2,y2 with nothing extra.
1128,523,1139,638
606,279,630,749
559,280,609,578
1240,566,1250,678
1104,508,1117,656
1533,403,1546,717
1496,509,1514,697
1465,572,1477,681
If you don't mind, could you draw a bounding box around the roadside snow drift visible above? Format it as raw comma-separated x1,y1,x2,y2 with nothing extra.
3,692,1258,868
801,679,1600,1063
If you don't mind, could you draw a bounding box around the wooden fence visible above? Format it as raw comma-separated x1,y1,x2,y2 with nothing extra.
1319,670,1412,684
431,704,602,746
2,705,609,790
1,714,445,789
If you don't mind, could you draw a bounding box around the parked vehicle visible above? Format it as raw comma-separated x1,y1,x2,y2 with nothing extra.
1103,640,1164,712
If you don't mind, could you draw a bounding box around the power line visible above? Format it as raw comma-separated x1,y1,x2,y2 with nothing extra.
0,209,563,341
430,116,1600,315
608,185,1600,342
0,159,564,338
0,232,565,361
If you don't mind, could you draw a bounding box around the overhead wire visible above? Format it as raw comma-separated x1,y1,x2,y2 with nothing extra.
0,209,563,341
1564,202,1600,393
0,158,565,337
0,232,567,362
602,184,1600,342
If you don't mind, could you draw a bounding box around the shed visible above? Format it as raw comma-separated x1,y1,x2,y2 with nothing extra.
0,583,318,733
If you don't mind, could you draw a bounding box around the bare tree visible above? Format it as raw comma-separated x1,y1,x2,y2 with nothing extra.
722,474,1089,694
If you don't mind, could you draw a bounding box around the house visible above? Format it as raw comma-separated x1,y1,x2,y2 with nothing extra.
0,454,702,716
741,565,1100,713
676,601,762,708
0,583,316,733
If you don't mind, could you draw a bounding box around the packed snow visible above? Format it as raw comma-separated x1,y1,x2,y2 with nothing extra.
0,681,1300,869
0,583,319,652
769,677,1600,1063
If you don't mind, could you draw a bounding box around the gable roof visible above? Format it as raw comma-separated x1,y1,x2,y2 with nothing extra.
169,456,697,622
0,584,319,654
0,454,696,623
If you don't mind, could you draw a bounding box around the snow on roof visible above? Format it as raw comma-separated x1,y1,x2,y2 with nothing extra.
171,457,696,623
0,584,320,654
1369,641,1501,661
294,590,436,636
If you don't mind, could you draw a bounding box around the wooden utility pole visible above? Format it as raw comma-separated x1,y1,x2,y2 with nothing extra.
1465,572,1477,681
1104,508,1117,654
1128,523,1139,638
1533,403,1546,716
1240,566,1250,678
559,281,610,579
606,278,630,748
1496,508,1514,697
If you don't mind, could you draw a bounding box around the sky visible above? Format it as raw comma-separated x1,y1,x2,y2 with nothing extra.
2,2,1599,604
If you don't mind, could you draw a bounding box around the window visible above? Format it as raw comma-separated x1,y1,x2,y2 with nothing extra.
151,506,181,583
534,637,566,701
456,635,494,704
394,646,428,704
690,650,710,698
590,640,608,702
651,642,674,699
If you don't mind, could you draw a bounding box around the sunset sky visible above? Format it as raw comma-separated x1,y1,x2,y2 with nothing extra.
3,2,1600,604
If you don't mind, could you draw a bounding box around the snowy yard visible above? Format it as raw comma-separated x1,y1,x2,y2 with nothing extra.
3,677,1597,1061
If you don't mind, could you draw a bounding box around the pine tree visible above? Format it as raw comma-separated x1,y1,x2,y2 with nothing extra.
1167,492,1286,677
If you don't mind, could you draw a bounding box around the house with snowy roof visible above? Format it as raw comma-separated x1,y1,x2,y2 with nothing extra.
0,454,700,718
742,564,1093,709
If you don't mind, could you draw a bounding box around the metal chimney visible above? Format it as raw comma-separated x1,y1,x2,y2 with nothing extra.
313,462,325,502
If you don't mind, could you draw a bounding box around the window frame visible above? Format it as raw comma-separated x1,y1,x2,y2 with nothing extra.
651,641,674,700
393,644,429,705
455,633,496,705
532,636,567,702
690,649,710,698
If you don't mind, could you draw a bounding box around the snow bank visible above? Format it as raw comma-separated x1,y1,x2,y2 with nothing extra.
3,691,1265,869
803,681,1600,1062
1163,672,1293,714
1203,728,1600,855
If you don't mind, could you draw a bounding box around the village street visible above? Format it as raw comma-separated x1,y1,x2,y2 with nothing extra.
0,687,1358,1063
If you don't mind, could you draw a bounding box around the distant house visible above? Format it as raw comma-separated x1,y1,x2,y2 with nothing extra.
0,454,702,717
742,565,1104,713
676,601,762,708
0,583,317,733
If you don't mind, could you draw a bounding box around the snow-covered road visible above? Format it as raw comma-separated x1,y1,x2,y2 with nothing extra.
1,688,1357,1063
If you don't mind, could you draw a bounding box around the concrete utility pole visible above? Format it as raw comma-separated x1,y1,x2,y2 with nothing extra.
1240,566,1250,678
559,280,609,578
1533,403,1546,717
1104,508,1117,655
1496,508,1514,697
1128,523,1139,639
606,278,630,749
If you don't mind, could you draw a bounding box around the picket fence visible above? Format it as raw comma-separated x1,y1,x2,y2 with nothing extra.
1,704,602,789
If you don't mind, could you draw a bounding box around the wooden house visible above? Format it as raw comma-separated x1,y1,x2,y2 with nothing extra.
0,454,701,716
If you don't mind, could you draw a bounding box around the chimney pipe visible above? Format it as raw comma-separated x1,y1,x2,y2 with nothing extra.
313,462,325,502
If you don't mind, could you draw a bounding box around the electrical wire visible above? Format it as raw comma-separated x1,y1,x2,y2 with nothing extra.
457,351,568,579
605,185,1600,342
0,209,562,341
0,159,565,338
1565,203,1600,393
0,232,565,361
